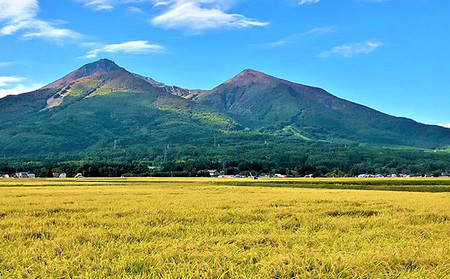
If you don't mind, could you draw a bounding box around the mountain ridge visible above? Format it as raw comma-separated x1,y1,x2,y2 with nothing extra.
0,58,448,156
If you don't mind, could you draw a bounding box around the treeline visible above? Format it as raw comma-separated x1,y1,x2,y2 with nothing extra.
0,141,448,177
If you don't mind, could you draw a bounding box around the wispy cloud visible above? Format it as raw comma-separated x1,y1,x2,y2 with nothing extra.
298,0,319,5
0,76,25,87
438,123,450,129
75,0,153,11
151,0,269,33
318,41,382,58
82,40,165,58
0,76,43,98
264,26,337,48
0,0,81,42
127,6,145,13
0,62,14,68
297,0,389,5
75,0,115,10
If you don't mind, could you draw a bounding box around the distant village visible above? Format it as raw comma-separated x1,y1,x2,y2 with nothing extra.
1,170,449,179
0,172,84,179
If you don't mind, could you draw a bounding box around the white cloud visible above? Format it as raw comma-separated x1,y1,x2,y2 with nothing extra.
75,0,152,11
0,0,37,21
0,83,43,99
0,76,43,98
0,76,26,87
74,0,268,33
318,41,382,58
77,0,115,10
151,0,269,32
83,40,165,58
0,0,81,41
23,22,81,40
153,1,171,7
298,0,319,5
303,26,336,36
128,6,145,13
264,26,336,48
438,123,450,129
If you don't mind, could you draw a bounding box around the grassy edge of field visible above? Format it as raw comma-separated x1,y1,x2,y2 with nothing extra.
210,177,450,193
0,177,449,192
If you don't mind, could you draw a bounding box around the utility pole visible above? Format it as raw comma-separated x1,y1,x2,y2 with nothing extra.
113,139,117,150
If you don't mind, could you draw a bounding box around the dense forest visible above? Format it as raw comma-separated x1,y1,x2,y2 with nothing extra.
1,140,448,178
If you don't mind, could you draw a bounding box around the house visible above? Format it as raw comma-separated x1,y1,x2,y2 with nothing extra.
74,173,84,178
207,170,219,177
442,171,450,177
59,173,67,178
53,172,60,178
218,175,235,178
28,174,36,178
15,172,29,178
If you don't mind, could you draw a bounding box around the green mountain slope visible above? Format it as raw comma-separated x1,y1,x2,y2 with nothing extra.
0,59,448,157
0,59,235,156
196,69,450,148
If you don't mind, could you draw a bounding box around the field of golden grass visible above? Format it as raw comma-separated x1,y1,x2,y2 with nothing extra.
0,178,449,278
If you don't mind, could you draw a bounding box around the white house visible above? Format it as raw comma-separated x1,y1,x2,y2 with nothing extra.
208,170,219,177
15,172,29,178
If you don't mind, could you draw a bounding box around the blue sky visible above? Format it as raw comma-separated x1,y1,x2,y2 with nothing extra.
0,0,449,127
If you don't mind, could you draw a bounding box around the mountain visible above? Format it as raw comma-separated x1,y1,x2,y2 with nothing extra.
195,69,450,147
0,59,448,157
0,59,235,155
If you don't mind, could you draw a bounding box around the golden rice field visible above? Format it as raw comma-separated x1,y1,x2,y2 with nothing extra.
0,177,449,278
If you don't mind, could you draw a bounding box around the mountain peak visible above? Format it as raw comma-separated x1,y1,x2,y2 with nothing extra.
77,58,123,77
43,58,125,89
223,69,275,87
241,68,265,75
239,69,271,78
